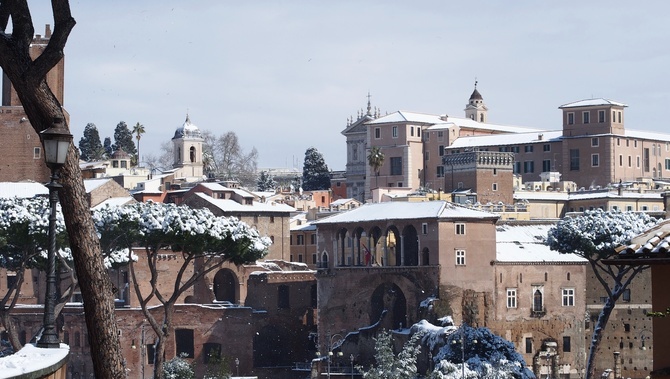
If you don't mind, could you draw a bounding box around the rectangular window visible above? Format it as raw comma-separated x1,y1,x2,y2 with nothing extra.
628,156,632,167
390,157,402,175
492,183,498,191
622,288,631,302
583,111,590,124
455,250,466,266
455,223,465,235
436,166,444,177
410,126,414,137
542,160,551,172
425,151,429,161
507,288,517,308
543,144,551,152
175,329,195,358
270,216,275,223
619,155,623,166
637,155,641,168
618,111,622,123
392,126,398,138
570,149,580,171
278,285,290,309
523,161,534,173
591,137,599,147
598,110,605,123
297,235,304,245
524,145,533,153
33,147,41,159
567,112,574,125
147,344,156,364
591,154,599,167
563,336,571,352
310,234,316,245
644,148,650,172
666,158,670,170
437,131,444,142
562,288,575,306
512,146,520,153
514,162,521,174
422,223,428,235
374,127,381,139
525,338,533,354
439,145,445,156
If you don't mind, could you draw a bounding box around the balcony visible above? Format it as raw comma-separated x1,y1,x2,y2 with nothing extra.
530,308,547,318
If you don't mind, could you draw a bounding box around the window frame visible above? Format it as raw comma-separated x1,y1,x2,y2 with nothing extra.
507,288,517,308
562,288,575,307
455,249,466,266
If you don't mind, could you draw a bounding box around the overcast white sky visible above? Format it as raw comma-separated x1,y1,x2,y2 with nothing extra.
24,1,670,170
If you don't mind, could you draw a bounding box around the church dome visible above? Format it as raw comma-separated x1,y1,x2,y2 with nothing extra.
173,115,202,139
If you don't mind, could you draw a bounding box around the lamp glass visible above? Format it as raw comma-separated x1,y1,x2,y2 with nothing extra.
44,138,70,165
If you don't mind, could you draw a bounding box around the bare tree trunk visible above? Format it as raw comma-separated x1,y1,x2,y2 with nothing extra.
0,2,125,377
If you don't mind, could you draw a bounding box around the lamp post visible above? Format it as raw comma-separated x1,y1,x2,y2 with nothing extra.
327,333,343,379
451,325,477,379
350,353,354,379
235,357,239,376
36,117,72,349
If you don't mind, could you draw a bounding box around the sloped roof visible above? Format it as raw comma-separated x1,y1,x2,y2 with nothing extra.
84,178,114,192
617,219,670,259
91,196,135,210
496,222,587,263
449,130,563,149
559,98,627,108
192,192,294,213
314,200,498,224
368,110,542,135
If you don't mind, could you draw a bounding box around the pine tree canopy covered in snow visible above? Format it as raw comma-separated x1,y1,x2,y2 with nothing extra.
0,197,69,270
302,147,331,191
412,321,535,379
546,209,658,258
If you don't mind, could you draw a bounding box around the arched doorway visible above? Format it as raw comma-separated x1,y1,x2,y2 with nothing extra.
386,226,400,266
370,282,408,330
213,269,237,303
402,225,419,266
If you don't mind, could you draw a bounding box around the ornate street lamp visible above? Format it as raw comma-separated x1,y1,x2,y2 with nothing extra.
37,117,72,348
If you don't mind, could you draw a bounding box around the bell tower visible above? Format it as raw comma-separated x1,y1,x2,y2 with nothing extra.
464,80,488,123
172,114,204,180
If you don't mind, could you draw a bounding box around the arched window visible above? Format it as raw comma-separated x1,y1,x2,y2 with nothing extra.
190,146,196,163
533,289,543,312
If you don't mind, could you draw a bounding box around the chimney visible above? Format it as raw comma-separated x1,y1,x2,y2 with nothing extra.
45,24,52,38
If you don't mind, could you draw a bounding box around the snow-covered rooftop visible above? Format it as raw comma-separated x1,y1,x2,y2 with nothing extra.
368,110,541,135
514,189,663,202
449,130,563,149
0,182,48,198
496,222,587,263
559,98,627,108
193,192,295,213
315,201,498,224
84,178,113,192
91,196,135,210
